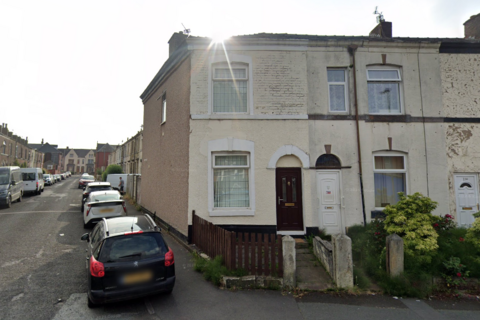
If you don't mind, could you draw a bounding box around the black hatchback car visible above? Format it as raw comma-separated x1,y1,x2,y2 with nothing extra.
80,215,175,308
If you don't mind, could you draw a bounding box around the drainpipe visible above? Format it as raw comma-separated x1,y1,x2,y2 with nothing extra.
348,45,367,227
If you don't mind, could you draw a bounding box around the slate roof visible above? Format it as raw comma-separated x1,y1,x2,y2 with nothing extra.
28,143,60,154
96,143,116,153
74,149,93,158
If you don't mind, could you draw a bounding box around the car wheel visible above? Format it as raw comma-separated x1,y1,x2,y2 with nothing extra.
17,193,22,202
6,196,11,208
87,296,98,309
164,288,173,295
80,205,84,213
83,222,89,229
36,189,40,195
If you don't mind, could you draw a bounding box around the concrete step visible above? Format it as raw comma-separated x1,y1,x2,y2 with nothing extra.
296,253,317,262
295,248,310,254
296,259,321,267
295,243,309,249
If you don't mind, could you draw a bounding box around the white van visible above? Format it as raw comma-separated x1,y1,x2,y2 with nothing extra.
20,168,44,195
106,174,128,194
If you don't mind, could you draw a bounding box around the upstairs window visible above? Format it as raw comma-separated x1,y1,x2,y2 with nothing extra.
367,69,402,114
373,155,407,208
327,69,348,112
161,93,166,124
212,65,248,113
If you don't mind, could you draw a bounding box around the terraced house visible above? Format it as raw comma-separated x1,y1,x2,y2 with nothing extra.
140,16,480,242
63,148,95,174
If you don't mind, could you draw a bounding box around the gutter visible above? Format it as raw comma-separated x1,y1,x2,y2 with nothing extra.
348,45,367,227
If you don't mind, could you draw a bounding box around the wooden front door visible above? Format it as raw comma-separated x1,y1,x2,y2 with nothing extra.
276,168,304,231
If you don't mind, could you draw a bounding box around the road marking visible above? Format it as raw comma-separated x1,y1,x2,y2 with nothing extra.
69,204,81,207
11,293,24,301
0,210,79,215
144,298,155,315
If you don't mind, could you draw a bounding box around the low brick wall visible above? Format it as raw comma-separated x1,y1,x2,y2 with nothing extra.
313,236,333,278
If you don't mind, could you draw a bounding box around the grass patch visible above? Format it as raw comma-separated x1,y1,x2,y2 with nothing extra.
193,254,249,286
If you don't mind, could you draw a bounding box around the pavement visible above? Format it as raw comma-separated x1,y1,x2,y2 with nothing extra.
1,177,479,319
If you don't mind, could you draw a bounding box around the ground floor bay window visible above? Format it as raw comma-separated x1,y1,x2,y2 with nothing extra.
373,154,407,208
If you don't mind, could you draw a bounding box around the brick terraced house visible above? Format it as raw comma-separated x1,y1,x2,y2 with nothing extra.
140,16,480,242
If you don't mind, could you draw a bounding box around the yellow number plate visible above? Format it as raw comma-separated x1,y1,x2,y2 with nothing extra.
99,208,114,213
123,271,153,285
462,207,473,210
285,203,295,207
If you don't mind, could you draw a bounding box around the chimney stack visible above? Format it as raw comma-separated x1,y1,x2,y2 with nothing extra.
464,13,480,39
370,21,392,38
168,32,188,56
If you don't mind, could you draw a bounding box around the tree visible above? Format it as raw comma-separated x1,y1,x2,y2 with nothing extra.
102,164,123,181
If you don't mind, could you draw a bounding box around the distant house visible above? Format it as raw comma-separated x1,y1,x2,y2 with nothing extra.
95,143,117,172
64,149,95,174
28,142,62,173
1,123,41,168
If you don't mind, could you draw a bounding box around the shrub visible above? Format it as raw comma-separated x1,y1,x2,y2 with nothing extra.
101,164,123,181
441,257,469,289
432,214,456,231
465,215,480,251
383,192,439,263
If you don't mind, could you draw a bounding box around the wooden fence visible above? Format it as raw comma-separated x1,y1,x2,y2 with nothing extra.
192,212,283,277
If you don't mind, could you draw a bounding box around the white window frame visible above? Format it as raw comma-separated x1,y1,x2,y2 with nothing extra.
161,93,166,125
367,67,403,115
327,68,349,113
208,54,254,116
208,138,255,216
372,153,408,210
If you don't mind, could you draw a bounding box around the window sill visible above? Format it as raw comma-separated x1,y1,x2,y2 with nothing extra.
209,209,254,217
192,114,308,120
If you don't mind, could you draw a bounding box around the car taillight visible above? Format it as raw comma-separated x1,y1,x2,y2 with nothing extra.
83,192,87,196
165,248,174,267
90,256,105,277
36,181,38,188
122,201,127,213
86,204,91,216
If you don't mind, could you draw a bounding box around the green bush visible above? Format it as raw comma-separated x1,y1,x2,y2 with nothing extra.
101,164,123,181
466,213,480,251
384,192,439,263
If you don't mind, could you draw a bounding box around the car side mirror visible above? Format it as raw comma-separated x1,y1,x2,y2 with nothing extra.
80,233,89,242
11,180,16,185
83,187,86,190
83,198,87,202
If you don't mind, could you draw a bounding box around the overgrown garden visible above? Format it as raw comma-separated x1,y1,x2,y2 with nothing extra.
348,192,480,297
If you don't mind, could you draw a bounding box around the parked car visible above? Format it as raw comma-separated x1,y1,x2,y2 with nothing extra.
54,174,60,183
0,166,24,208
44,174,53,186
80,215,175,308
82,173,89,177
82,190,126,228
81,182,113,212
20,168,44,195
79,175,95,189
61,173,66,180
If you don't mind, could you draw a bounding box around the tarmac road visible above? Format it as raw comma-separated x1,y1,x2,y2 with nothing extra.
1,176,479,320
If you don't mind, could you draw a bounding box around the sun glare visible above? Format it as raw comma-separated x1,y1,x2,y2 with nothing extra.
212,32,231,43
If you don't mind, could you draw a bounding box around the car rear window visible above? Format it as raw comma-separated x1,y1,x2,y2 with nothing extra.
92,193,121,202
83,175,94,180
88,186,111,193
22,173,36,181
100,233,167,262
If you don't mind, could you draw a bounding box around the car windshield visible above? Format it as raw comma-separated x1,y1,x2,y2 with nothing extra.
44,174,51,178
22,173,36,181
0,169,9,185
92,193,120,202
100,233,166,262
83,176,94,180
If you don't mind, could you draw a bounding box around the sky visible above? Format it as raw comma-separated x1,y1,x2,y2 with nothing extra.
1,0,479,149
